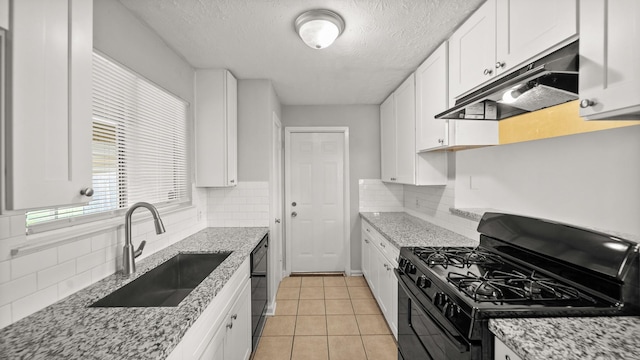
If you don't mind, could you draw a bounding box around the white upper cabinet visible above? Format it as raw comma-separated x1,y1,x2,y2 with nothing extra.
449,0,577,100
495,0,577,76
416,42,449,151
380,94,396,183
448,0,497,100
195,69,238,187
4,0,93,212
394,75,416,185
0,0,8,29
579,0,640,120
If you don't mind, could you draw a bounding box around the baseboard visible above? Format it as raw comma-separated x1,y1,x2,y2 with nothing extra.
349,270,363,276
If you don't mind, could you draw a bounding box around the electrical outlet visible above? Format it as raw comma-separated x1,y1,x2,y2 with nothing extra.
415,198,420,207
197,210,202,221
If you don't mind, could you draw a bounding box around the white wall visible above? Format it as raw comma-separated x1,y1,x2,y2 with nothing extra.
282,105,380,271
0,0,206,329
455,125,640,238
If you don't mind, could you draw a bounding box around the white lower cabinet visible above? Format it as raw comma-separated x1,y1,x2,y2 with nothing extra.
361,221,398,339
494,337,523,360
168,259,251,360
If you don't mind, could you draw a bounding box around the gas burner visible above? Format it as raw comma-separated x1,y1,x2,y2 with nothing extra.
447,269,586,303
413,247,503,269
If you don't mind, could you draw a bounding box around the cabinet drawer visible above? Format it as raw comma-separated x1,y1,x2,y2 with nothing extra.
362,221,399,265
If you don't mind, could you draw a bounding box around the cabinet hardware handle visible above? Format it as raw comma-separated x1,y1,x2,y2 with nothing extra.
366,228,370,232
580,99,596,108
438,138,444,144
483,68,493,75
80,188,94,197
505,356,511,360
383,264,388,269
380,242,385,248
364,239,369,243
231,314,237,320
275,218,281,223
226,322,233,329
495,61,505,69
230,179,235,183
291,211,297,217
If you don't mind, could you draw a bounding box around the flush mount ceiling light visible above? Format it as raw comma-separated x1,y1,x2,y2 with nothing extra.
295,9,345,49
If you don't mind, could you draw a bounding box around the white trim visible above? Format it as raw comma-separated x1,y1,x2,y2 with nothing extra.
268,112,284,311
284,126,351,276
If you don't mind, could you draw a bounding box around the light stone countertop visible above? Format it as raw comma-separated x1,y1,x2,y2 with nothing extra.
0,227,268,360
360,211,479,248
490,317,640,360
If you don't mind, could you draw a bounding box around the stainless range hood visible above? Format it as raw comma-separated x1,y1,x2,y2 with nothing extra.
436,41,579,121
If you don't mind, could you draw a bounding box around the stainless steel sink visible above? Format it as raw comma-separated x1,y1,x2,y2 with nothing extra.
90,252,232,307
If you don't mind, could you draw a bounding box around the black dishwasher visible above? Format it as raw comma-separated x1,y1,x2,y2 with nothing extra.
250,234,268,351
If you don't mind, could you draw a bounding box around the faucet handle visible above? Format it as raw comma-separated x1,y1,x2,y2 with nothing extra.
134,240,147,258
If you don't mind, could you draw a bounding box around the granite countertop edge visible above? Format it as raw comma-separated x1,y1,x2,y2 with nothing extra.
489,317,640,360
360,211,478,249
0,226,269,360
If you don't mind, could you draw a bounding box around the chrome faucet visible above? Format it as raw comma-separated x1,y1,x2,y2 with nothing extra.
123,202,166,276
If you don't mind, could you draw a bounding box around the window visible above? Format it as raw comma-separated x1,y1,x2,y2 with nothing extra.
26,52,189,231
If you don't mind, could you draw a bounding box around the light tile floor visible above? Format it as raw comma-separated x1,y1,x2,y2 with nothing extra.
252,276,397,360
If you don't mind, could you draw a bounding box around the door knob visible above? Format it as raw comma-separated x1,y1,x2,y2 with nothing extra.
275,218,281,223
291,212,297,217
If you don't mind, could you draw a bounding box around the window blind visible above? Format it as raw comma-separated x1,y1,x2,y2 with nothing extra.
26,52,189,230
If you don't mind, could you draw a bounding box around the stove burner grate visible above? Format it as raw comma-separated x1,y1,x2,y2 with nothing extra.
413,247,503,269
447,269,584,303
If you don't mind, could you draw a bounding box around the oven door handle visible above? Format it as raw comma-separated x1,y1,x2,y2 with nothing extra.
395,269,470,353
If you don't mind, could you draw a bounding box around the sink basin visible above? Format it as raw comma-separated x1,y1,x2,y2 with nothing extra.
90,252,232,307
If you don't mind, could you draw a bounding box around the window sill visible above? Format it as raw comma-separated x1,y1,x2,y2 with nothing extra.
12,203,195,258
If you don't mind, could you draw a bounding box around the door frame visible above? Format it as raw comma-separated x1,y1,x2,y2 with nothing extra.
284,127,351,276
268,112,283,313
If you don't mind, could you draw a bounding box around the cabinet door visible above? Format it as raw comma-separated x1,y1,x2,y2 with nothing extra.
449,0,497,99
372,247,389,316
361,227,372,280
199,325,225,360
494,337,523,360
579,0,640,120
225,279,252,360
380,94,396,182
381,256,397,339
416,43,449,151
225,71,238,186
195,69,238,187
496,0,577,75
7,0,93,211
394,75,416,185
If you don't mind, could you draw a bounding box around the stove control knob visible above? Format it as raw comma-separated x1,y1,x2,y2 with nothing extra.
398,257,408,270
406,264,417,274
446,302,460,318
434,292,447,306
416,275,431,289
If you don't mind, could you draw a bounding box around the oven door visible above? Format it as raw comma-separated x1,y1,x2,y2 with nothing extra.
396,269,471,360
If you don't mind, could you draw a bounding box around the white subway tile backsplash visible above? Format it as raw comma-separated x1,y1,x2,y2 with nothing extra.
11,285,58,323
10,215,25,237
58,271,92,300
76,249,107,274
58,239,92,263
206,181,269,228
11,248,58,280
0,216,11,239
0,261,10,284
37,260,76,290
0,274,37,306
0,304,11,328
91,232,118,251
91,261,117,283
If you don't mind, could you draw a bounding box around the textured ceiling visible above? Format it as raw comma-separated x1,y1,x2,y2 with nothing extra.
118,0,485,105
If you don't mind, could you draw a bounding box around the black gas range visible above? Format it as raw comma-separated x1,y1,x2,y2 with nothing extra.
395,212,640,360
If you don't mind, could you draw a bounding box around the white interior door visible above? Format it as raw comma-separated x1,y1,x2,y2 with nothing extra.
286,131,345,273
